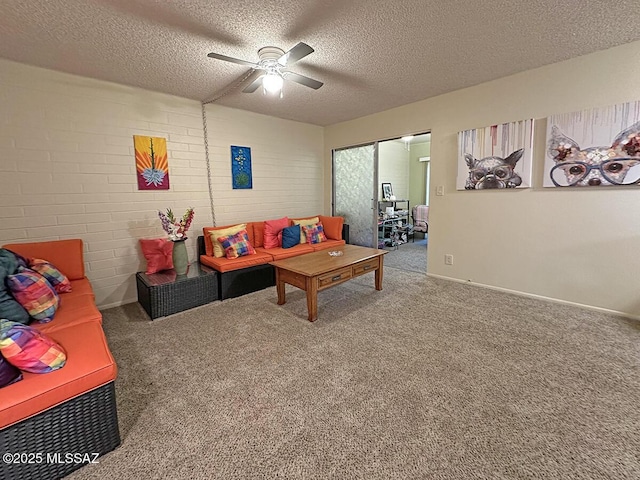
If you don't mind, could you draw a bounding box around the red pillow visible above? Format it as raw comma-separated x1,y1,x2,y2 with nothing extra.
263,217,289,249
140,239,173,274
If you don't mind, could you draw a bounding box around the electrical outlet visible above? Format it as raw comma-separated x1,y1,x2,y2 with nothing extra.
444,254,454,265
436,185,444,196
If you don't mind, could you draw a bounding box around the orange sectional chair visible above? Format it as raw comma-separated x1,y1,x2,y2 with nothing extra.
0,239,120,480
198,215,346,300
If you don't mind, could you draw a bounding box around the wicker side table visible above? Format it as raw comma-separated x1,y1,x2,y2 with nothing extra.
136,263,219,320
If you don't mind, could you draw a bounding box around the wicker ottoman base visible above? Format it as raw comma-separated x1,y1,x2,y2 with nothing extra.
0,382,120,480
136,263,219,319
220,263,275,300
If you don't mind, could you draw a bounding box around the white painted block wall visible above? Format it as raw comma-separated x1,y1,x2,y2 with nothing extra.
203,104,324,225
0,59,325,309
378,140,410,200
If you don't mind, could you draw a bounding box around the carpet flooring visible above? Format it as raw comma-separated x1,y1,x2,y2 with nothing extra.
68,267,639,479
382,236,427,273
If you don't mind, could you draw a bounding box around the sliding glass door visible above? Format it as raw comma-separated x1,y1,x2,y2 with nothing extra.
333,144,378,247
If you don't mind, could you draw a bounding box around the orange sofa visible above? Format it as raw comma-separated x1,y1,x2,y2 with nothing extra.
198,215,346,299
0,239,120,480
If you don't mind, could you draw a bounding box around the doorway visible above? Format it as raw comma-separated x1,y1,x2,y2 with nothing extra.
332,132,430,273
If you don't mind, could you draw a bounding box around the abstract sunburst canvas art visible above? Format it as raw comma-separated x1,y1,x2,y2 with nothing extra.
134,135,169,190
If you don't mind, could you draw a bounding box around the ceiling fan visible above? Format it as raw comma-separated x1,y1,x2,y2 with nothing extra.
207,42,323,97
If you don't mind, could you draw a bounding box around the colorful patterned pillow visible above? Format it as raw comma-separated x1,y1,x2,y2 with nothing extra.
6,268,59,323
0,319,66,373
28,258,72,293
210,224,247,258
292,216,319,243
139,238,173,274
0,353,22,388
302,222,327,245
217,229,256,259
282,225,301,249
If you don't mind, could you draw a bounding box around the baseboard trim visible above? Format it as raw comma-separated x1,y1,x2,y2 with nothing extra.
426,273,640,321
98,297,138,311
102,277,640,322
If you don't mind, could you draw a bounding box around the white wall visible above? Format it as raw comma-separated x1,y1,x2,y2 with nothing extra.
0,59,211,308
409,142,430,208
0,59,325,309
203,104,324,225
325,41,640,318
378,140,409,200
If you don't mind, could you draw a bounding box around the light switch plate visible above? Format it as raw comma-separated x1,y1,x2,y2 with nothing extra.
436,185,444,196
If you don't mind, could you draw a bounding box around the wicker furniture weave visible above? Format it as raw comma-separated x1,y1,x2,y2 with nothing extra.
136,263,219,319
0,382,120,480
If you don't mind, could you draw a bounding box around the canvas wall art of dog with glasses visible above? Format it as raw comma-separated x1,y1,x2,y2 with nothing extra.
547,121,640,187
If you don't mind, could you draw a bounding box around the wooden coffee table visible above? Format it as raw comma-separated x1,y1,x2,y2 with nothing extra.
270,244,387,322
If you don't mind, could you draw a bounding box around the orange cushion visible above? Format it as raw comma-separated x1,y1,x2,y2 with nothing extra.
244,222,257,247
3,239,85,281
252,222,264,248
68,278,95,298
318,216,344,241
311,239,346,251
0,321,117,429
199,251,273,273
34,293,102,335
256,244,314,260
203,224,246,257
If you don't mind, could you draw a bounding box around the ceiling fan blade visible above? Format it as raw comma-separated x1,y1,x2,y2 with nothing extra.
207,52,258,68
284,72,323,90
242,73,265,93
278,42,314,66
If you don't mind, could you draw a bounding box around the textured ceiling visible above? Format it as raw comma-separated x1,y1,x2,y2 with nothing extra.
2,1,640,126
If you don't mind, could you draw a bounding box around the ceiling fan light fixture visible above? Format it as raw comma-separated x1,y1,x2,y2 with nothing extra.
263,73,284,94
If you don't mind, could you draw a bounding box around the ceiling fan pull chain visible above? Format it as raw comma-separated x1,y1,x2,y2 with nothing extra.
201,102,216,227
203,68,257,104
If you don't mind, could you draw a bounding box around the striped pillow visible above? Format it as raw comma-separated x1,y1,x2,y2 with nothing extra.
6,268,59,323
218,229,256,259
0,319,66,373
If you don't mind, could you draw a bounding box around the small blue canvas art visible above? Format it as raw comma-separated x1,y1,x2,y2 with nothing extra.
231,145,253,189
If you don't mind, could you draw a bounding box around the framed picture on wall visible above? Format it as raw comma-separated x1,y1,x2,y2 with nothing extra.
134,135,169,190
457,119,534,190
544,101,640,187
382,183,393,199
231,145,253,189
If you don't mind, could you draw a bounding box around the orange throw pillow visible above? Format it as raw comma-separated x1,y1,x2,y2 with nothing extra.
318,215,344,241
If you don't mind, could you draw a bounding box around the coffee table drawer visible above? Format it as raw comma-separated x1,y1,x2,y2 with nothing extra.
353,258,378,276
318,267,352,288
